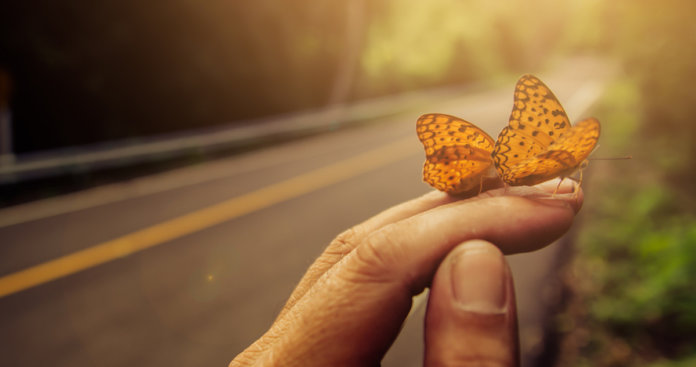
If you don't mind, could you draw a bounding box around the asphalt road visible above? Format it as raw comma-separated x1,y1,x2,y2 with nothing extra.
0,58,610,367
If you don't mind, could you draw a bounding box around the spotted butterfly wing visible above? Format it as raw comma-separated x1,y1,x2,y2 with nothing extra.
416,113,495,194
492,75,600,186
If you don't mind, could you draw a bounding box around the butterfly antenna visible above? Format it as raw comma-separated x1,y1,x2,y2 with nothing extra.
589,155,632,160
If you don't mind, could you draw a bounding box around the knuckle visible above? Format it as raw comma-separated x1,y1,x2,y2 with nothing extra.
328,224,366,256
349,226,403,281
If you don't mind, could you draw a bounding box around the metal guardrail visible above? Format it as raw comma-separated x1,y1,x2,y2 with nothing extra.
0,84,475,184
0,54,614,185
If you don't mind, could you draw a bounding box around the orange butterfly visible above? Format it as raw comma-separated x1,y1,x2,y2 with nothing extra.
491,74,600,187
416,113,496,194
417,75,601,194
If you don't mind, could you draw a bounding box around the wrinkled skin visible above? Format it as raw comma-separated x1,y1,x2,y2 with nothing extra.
231,179,582,367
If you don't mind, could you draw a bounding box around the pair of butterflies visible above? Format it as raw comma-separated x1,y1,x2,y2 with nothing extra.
417,74,601,194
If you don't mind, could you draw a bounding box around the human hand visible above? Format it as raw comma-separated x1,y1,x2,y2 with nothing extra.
231,180,582,367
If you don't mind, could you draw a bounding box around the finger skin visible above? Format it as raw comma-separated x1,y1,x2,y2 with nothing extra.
277,190,456,320
232,188,579,366
235,190,462,366
347,190,578,294
425,240,519,367
278,180,581,321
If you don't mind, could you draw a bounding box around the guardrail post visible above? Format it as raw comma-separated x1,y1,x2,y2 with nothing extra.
0,68,14,166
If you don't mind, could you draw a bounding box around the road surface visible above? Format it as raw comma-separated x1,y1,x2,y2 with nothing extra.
0,58,610,366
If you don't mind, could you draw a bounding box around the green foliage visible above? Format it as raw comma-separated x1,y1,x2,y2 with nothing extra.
609,1,696,178
357,0,573,95
552,1,696,364
648,355,696,367
560,74,696,365
584,189,696,333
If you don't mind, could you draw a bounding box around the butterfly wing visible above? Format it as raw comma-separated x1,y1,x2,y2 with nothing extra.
492,74,573,185
548,117,601,163
498,117,601,186
416,113,495,194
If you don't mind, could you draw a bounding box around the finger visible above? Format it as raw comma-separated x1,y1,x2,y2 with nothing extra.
281,178,555,318
277,176,505,320
277,190,455,320
424,240,519,367
251,189,579,365
278,177,508,321
506,178,583,205
330,175,505,257
360,187,580,287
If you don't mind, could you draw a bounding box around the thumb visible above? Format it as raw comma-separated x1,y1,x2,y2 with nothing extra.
424,240,519,367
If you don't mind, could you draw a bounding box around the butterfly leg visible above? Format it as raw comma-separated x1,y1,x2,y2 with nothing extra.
553,177,564,196
572,170,584,196
572,160,590,195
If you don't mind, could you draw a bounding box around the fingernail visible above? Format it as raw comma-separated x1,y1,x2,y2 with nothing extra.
450,241,507,313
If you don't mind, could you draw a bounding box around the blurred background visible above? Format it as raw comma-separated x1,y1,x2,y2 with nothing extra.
1,0,695,366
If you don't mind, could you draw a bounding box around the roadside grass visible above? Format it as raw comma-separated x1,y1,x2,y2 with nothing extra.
554,77,696,366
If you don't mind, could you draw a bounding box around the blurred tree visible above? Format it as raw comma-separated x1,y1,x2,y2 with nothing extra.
356,0,572,96
0,0,360,152
607,0,696,202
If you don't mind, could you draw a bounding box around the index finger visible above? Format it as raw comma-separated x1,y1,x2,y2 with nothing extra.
279,179,579,319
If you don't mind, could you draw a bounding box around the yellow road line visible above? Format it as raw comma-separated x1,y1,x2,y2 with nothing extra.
0,137,418,298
